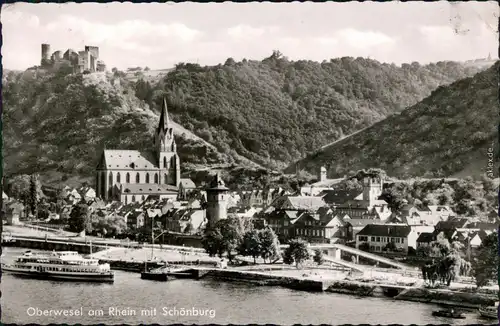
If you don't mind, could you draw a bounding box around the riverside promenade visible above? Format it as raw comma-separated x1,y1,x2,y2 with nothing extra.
4,226,497,308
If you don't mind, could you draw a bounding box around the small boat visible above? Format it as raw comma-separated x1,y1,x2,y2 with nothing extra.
479,304,498,319
2,250,114,283
432,310,465,319
141,268,169,281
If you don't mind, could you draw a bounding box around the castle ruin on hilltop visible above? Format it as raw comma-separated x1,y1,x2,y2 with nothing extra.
40,43,106,73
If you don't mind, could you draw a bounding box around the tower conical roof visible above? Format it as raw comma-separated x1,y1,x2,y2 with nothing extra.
157,98,170,133
208,173,228,190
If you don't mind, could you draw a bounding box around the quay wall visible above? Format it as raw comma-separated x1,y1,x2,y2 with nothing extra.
98,259,219,273
5,239,107,255
393,287,497,308
201,269,331,292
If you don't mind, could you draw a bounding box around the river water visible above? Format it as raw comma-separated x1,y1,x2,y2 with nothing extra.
1,248,490,325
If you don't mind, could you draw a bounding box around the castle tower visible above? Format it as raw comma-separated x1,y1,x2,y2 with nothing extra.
362,176,383,207
41,44,51,66
206,174,229,227
154,98,180,187
319,166,327,182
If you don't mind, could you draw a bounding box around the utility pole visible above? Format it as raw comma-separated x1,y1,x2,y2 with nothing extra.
151,214,154,261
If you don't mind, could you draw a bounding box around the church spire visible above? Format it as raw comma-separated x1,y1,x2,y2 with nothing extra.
157,97,170,133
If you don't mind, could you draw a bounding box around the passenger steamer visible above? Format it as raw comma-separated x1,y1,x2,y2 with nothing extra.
2,251,114,283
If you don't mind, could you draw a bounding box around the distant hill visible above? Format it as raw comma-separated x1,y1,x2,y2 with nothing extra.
287,62,499,179
147,54,484,169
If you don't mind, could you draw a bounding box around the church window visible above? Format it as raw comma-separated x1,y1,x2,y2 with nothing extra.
163,157,167,169
116,173,121,183
142,195,145,201
125,197,128,205
126,173,130,183
164,174,168,184
136,173,140,183
146,173,150,183
154,173,159,184
170,157,175,168
132,195,136,202
108,172,113,186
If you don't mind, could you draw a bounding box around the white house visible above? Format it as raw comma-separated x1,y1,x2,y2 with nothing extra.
356,224,418,253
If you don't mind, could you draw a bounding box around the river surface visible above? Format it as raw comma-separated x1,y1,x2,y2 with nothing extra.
1,248,491,325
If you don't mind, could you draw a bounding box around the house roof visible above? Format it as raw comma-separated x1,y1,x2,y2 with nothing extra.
346,219,384,228
207,174,228,190
465,221,497,230
179,178,196,189
271,196,326,211
309,178,344,188
99,150,159,170
470,230,489,242
435,218,469,230
322,189,362,205
357,224,411,238
120,183,178,194
416,232,435,243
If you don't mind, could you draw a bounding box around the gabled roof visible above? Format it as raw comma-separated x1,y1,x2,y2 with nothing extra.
465,221,497,230
98,150,159,170
309,178,344,188
324,215,345,227
270,195,326,211
346,218,384,228
207,174,228,190
120,183,178,194
435,218,469,230
416,232,435,243
322,189,362,205
179,178,196,189
357,224,412,238
470,230,489,242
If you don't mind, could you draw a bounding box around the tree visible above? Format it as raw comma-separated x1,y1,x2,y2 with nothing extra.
313,249,324,266
91,215,127,237
239,229,262,263
283,239,310,268
259,227,281,263
202,217,248,262
471,232,498,288
68,203,89,233
27,174,40,217
384,241,397,252
201,226,225,258
421,233,471,287
416,245,431,258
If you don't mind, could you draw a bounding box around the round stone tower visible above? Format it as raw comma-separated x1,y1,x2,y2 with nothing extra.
41,43,51,66
205,173,229,228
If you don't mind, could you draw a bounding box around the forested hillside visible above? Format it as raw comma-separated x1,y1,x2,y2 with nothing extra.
288,62,499,179
2,69,234,185
141,52,483,168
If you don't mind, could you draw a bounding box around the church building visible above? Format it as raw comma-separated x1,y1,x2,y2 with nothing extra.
95,99,181,204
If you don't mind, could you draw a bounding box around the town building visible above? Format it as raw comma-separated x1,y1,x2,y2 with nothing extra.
355,224,417,253
5,201,25,225
95,99,181,203
300,166,344,196
178,178,197,200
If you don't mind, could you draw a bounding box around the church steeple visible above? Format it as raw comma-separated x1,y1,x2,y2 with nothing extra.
154,97,176,155
157,98,170,134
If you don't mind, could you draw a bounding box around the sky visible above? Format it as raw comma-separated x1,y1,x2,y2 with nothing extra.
2,2,498,70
